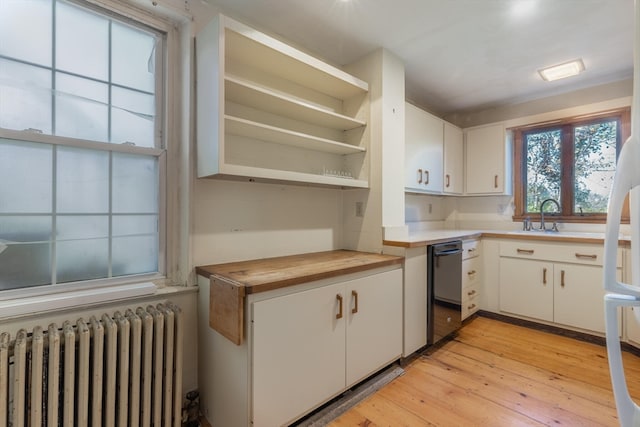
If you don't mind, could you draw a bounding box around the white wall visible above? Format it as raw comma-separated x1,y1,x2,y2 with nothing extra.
192,179,344,266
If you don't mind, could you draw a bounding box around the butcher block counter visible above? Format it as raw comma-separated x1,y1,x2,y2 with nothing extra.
196,250,404,344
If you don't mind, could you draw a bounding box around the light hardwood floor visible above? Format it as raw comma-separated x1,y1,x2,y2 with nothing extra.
328,316,640,426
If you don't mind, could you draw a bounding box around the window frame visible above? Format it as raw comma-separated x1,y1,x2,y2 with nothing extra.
0,0,176,300
512,107,631,223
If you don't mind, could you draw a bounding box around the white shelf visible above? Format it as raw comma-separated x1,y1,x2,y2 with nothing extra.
225,76,366,131
225,115,365,155
196,14,369,188
224,20,368,99
219,164,369,189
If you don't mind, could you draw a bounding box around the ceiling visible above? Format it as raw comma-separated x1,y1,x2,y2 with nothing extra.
201,0,635,116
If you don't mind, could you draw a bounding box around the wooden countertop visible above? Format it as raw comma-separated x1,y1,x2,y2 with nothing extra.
196,249,404,295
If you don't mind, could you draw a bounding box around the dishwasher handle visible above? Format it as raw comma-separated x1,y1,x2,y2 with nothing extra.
433,248,463,256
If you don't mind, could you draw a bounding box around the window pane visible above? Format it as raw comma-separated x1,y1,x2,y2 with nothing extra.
112,216,158,276
111,87,155,147
0,0,52,66
56,216,108,283
0,139,52,213
0,216,52,290
525,129,562,212
56,238,108,283
112,153,158,213
55,73,108,141
56,146,109,213
112,22,157,92
0,58,52,133
55,0,108,80
574,121,617,213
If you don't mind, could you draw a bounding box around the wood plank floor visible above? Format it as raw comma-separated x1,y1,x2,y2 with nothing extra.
328,316,640,426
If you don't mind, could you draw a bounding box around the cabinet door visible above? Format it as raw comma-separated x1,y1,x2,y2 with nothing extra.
499,258,553,322
403,248,428,356
553,264,620,333
345,269,403,387
465,124,506,194
251,282,346,427
443,122,463,194
405,103,443,193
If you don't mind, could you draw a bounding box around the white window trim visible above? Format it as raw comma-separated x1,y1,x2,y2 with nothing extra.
0,281,157,319
0,0,190,304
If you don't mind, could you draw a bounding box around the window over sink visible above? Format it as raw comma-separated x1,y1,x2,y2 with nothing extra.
512,108,630,223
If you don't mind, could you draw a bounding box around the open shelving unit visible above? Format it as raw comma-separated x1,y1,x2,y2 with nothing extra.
196,14,370,188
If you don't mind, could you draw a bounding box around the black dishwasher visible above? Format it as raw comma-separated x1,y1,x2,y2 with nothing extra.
427,240,463,345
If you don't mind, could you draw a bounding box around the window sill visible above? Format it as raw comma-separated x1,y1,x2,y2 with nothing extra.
0,282,158,320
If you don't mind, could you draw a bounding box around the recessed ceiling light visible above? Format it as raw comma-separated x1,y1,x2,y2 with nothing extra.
538,59,585,82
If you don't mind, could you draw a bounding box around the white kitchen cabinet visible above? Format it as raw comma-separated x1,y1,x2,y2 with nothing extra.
499,240,621,333
465,123,511,195
252,268,402,426
394,246,428,356
405,103,444,194
202,266,402,427
462,239,481,319
252,281,346,427
443,122,464,195
500,257,554,322
196,14,369,188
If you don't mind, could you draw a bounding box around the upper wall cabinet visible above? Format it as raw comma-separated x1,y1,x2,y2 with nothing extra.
443,122,463,195
405,103,444,194
196,15,370,188
465,123,512,195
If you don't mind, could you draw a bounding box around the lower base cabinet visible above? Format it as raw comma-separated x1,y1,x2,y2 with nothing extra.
199,266,402,427
499,241,622,334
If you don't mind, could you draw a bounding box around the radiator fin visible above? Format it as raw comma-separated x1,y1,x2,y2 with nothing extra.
0,302,182,427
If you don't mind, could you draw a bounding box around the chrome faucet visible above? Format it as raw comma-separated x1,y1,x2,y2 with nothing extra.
539,198,560,232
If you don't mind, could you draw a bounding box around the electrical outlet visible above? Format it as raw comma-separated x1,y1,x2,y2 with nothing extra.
355,201,364,217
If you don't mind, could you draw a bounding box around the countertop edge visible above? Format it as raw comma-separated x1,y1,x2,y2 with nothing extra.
384,231,630,248
196,250,404,295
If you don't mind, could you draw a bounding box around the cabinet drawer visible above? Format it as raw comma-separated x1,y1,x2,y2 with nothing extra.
462,287,480,320
463,239,480,260
499,240,621,267
462,257,480,289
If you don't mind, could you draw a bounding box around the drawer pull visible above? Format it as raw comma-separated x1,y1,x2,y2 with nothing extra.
561,270,565,288
467,270,477,276
446,174,450,188
417,169,423,184
468,248,477,254
468,303,477,310
543,267,547,285
517,248,534,255
424,169,430,185
575,253,597,260
467,290,476,296
494,175,498,188
336,294,343,319
351,290,359,314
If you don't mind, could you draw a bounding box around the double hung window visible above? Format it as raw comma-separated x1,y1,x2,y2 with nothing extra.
0,0,166,292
